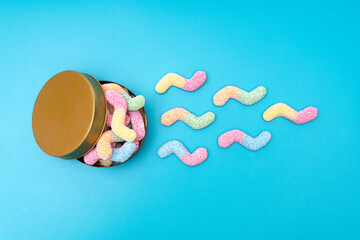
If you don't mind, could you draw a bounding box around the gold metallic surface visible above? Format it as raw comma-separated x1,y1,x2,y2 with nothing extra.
32,71,107,159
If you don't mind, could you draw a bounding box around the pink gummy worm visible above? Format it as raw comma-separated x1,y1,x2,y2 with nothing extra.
125,114,131,125
180,147,208,166
294,107,318,124
182,71,207,91
133,140,140,153
84,127,113,165
84,147,99,165
218,130,246,148
105,90,127,110
129,111,145,140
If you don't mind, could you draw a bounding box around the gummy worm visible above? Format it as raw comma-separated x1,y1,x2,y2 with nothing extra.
263,103,318,124
85,141,116,165
84,147,102,165
85,126,115,165
106,109,130,127
157,140,208,166
98,159,112,167
128,111,145,140
161,107,215,129
85,141,136,165
155,71,206,93
133,140,140,153
96,130,125,160
213,86,267,106
109,142,136,163
106,90,137,142
102,83,145,111
218,130,271,151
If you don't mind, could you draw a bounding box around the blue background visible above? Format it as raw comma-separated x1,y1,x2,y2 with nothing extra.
0,0,359,239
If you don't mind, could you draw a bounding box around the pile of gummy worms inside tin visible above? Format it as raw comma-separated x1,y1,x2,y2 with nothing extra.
83,83,146,167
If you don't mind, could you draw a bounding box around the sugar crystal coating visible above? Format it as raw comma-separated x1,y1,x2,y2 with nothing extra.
102,83,145,111
184,112,215,130
84,83,146,167
218,129,271,151
109,142,136,163
84,147,101,166
158,140,208,166
263,103,318,124
102,83,126,94
112,108,137,142
213,86,267,106
242,131,271,151
161,107,215,129
129,111,145,140
122,92,145,111
155,71,206,93
133,140,140,153
105,90,136,142
106,109,130,127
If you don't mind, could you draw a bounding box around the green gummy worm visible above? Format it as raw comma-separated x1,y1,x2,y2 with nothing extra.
122,92,145,111
236,86,267,105
184,112,215,129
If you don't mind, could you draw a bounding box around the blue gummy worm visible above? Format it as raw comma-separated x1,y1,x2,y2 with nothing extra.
109,142,136,163
158,140,188,159
242,131,271,151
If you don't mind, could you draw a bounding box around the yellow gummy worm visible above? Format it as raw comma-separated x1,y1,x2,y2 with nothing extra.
111,108,137,142
155,73,186,93
263,103,298,122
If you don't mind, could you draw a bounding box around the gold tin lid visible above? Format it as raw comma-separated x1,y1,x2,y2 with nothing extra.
32,70,107,159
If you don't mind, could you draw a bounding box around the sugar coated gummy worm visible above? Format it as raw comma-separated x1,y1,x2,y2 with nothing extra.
105,90,137,142
109,142,137,163
133,140,140,153
96,130,125,160
106,109,130,127
84,147,102,166
84,142,116,166
218,130,271,151
158,140,208,166
213,86,267,106
85,142,137,166
102,83,145,111
155,71,206,93
161,107,215,129
263,103,318,124
128,111,145,140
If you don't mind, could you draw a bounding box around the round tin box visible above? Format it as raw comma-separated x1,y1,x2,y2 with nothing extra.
32,70,147,167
